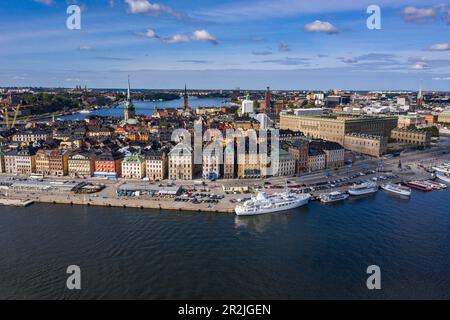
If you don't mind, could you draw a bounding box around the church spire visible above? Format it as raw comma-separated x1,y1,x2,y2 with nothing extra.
183,83,189,110
124,76,135,123
127,75,131,100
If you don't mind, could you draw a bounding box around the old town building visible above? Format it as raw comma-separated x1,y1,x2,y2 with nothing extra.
68,152,96,177
4,148,36,175
344,133,387,158
168,143,195,180
145,150,167,181
287,139,309,174
121,154,146,179
390,128,431,147
94,151,124,179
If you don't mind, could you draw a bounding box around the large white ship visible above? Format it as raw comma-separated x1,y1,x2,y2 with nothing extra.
348,181,378,196
381,183,412,197
235,190,311,216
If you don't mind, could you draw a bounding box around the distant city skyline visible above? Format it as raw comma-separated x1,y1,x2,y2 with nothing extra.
0,0,449,90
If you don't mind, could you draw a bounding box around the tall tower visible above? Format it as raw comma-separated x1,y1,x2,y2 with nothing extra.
183,84,189,110
264,86,272,112
417,83,423,108
124,76,136,122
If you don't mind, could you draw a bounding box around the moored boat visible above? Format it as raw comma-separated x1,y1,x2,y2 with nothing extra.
424,180,447,190
319,191,349,203
404,181,433,191
381,183,411,197
348,181,378,196
436,172,450,184
235,190,311,216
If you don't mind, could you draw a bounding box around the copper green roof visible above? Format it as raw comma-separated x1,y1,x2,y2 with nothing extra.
123,154,145,163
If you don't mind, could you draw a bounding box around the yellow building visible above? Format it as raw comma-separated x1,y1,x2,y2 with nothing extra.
121,154,146,179
68,152,96,177
390,128,431,147
344,134,387,158
438,111,450,124
280,113,398,145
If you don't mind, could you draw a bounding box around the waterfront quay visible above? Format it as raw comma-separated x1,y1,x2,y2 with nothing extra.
1,145,449,214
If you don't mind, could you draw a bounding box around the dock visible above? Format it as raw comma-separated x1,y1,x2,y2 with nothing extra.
0,198,34,207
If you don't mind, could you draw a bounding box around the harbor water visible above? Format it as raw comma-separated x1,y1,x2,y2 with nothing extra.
0,189,449,299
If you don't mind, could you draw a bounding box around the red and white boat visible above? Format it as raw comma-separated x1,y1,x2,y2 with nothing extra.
425,180,447,190
404,181,433,192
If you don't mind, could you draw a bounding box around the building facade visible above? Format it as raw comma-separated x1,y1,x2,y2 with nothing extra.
223,143,236,179
307,150,326,172
12,131,50,144
35,149,51,176
94,152,124,179
4,148,36,175
68,152,96,177
280,113,397,145
390,128,431,147
287,140,309,174
202,147,222,180
397,115,426,128
168,143,195,180
121,154,146,179
309,141,345,169
145,151,167,181
438,111,450,124
272,149,296,177
48,149,71,176
0,148,6,173
344,134,387,158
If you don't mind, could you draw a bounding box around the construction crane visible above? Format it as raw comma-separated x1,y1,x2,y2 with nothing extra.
2,106,9,128
11,104,21,128
1,104,21,129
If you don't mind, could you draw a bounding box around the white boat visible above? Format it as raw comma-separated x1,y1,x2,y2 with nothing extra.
235,190,311,216
381,183,411,197
319,191,349,203
79,109,92,114
348,181,378,196
432,164,450,174
436,172,450,183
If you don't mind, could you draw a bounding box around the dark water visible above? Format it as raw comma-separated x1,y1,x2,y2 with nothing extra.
60,97,229,121
0,189,449,299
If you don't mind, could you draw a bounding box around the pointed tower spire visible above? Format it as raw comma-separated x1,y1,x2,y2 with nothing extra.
127,75,131,100
183,83,189,110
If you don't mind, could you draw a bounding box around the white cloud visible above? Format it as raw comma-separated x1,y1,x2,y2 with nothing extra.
191,30,218,44
136,29,158,39
162,34,190,44
402,6,436,23
304,20,338,34
432,77,450,80
124,0,177,17
427,43,449,51
410,61,428,69
161,30,218,45
78,45,95,51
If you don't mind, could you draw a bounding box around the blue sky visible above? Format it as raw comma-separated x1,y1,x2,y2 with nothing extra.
0,0,449,90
